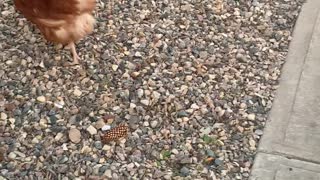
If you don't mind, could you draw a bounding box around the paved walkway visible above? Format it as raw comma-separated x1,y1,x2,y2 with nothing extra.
250,0,320,179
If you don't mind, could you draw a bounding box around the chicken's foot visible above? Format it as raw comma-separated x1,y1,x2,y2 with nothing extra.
68,42,80,65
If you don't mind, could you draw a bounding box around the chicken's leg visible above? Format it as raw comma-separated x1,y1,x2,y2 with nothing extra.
68,42,80,65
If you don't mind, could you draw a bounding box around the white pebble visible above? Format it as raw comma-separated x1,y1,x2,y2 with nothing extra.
1,10,12,16
152,91,161,100
81,145,92,154
62,143,68,151
24,157,32,162
54,101,64,109
143,121,149,127
112,65,118,71
104,169,112,178
134,52,142,57
31,137,39,144
87,125,97,135
101,125,111,131
240,103,247,109
141,99,150,106
130,103,137,109
55,133,64,141
247,114,256,121
39,119,48,128
249,138,256,147
112,106,121,111
102,145,111,151
6,60,13,65
150,121,158,128
171,149,179,155
8,152,16,160
0,112,8,120
127,163,135,170
191,103,200,109
137,89,144,98
185,75,193,81
73,89,82,97
37,96,46,103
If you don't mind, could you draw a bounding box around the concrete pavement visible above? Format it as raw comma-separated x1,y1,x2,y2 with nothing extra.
250,0,320,179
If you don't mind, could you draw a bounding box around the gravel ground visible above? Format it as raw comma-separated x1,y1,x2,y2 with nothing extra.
0,0,304,179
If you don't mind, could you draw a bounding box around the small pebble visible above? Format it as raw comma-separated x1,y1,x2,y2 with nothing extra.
37,96,46,103
69,128,81,143
255,129,264,136
180,166,190,177
0,113,7,120
112,65,118,71
73,89,82,97
140,99,150,106
87,125,97,135
215,159,224,166
102,145,111,151
171,149,179,155
55,133,64,141
8,152,16,160
247,114,256,121
101,125,111,131
95,120,106,129
150,121,158,128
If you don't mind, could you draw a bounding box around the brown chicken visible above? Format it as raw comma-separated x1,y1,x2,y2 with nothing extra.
14,0,96,65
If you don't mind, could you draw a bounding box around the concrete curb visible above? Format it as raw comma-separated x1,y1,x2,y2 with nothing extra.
250,0,320,179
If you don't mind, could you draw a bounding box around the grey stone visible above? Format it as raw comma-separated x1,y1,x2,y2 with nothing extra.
180,166,190,177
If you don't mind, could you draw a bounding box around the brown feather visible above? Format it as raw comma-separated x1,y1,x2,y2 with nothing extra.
14,0,96,45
